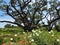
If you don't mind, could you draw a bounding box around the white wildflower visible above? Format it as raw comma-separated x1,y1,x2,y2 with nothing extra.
32,30,36,33
39,31,42,33
10,38,13,41
56,39,60,42
31,39,34,42
33,33,35,36
14,34,17,37
50,30,53,33
23,32,25,34
36,33,39,36
51,34,54,36
48,32,51,34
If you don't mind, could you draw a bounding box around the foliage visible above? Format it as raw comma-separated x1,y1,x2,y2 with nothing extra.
4,24,20,28
4,24,11,28
0,28,60,45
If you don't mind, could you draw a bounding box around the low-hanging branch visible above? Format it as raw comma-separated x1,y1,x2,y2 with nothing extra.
0,21,24,28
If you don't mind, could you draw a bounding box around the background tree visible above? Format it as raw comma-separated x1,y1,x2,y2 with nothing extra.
4,24,11,28
4,24,18,28
0,0,60,32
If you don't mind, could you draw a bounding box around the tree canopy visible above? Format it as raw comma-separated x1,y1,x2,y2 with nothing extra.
0,0,60,32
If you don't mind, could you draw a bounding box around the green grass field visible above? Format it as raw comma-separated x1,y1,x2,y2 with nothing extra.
0,28,60,45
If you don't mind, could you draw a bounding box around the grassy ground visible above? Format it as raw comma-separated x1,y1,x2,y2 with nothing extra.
0,28,60,45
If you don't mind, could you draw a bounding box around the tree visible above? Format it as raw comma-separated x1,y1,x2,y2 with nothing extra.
4,24,11,28
4,24,18,28
0,0,60,32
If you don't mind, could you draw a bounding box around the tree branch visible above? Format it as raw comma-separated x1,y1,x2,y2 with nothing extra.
0,21,24,28
11,4,24,18
32,2,47,25
22,0,31,9
17,0,22,9
36,14,48,25
48,17,60,26
55,7,60,17
6,6,16,20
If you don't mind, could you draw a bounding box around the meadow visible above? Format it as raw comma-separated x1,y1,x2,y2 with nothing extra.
0,28,60,45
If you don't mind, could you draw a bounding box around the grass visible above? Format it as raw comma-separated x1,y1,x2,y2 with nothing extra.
0,28,60,45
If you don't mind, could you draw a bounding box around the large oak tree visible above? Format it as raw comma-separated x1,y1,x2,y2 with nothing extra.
0,0,60,32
